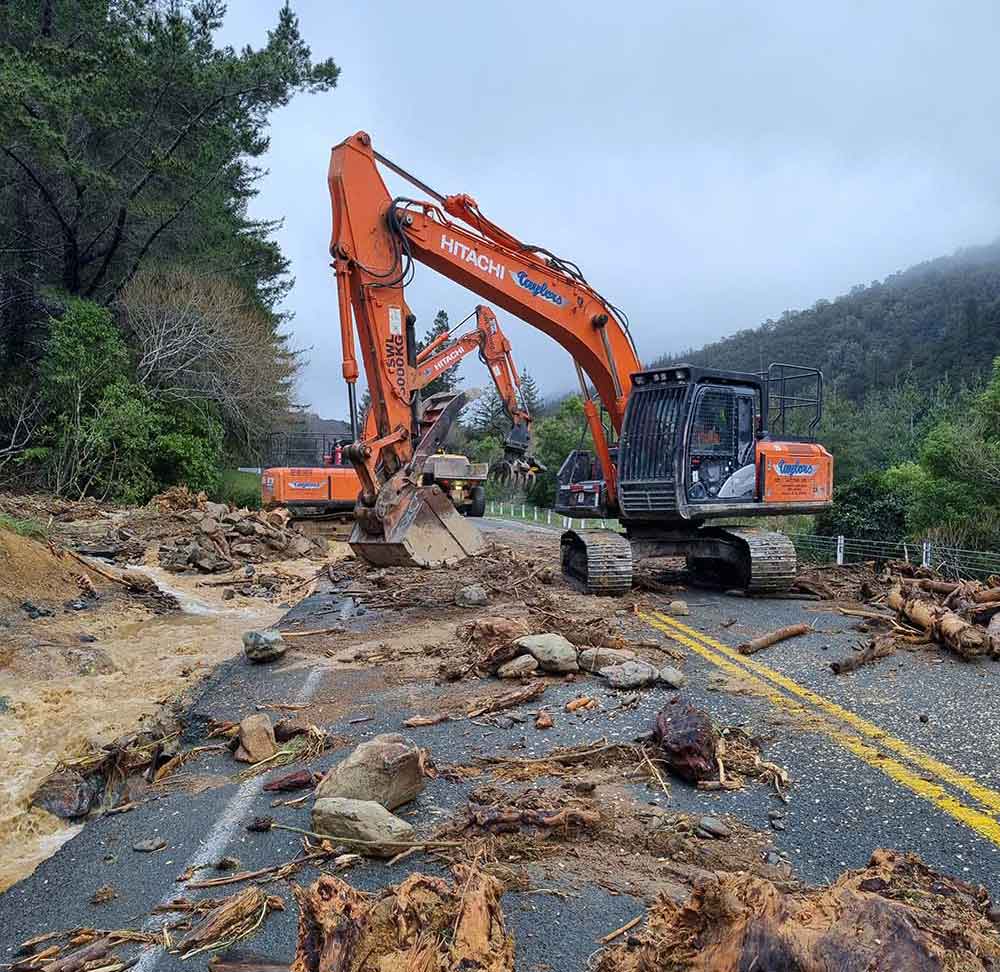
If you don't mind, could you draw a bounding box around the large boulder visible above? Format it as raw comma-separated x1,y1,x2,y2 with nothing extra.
652,702,719,782
315,733,424,810
311,798,414,857
242,629,287,664
600,659,658,689
515,633,579,673
578,646,636,672
234,714,277,763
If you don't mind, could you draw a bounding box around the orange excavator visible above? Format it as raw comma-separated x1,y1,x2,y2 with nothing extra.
261,304,541,524
329,131,833,588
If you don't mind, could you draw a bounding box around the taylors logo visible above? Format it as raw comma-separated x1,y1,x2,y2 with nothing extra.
290,481,322,490
775,460,815,477
512,270,564,306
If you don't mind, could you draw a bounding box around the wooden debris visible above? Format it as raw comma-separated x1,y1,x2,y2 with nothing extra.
173,886,283,958
465,681,545,718
830,635,898,674
887,585,994,659
737,623,810,655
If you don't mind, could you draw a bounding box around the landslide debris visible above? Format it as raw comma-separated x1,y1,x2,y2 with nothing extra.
595,849,1000,972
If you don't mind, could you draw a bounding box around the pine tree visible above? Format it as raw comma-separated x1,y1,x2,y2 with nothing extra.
469,386,509,439
518,369,543,417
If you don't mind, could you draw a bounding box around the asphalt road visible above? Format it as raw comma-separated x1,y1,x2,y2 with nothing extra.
4,518,1000,967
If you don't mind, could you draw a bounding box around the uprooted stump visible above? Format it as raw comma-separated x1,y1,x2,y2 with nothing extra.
291,868,514,972
888,585,994,659
595,849,1000,972
652,702,719,783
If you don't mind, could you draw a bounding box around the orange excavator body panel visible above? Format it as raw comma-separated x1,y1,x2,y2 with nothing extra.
757,441,833,505
261,466,359,510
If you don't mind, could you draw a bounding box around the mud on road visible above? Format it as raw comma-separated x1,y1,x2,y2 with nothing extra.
3,514,1000,969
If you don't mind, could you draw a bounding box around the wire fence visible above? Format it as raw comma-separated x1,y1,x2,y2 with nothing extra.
486,501,1000,580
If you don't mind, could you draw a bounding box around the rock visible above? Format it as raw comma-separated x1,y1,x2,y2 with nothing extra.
535,710,554,729
274,715,310,742
31,770,97,819
515,633,578,672
242,628,287,663
771,818,786,831
133,837,167,852
0,695,10,714
652,702,719,782
65,647,117,676
578,646,637,672
234,714,277,763
315,733,424,810
21,601,54,619
455,584,489,607
204,501,229,520
658,665,687,689
600,660,658,689
289,535,315,558
919,713,929,724
697,816,731,839
667,600,689,616
79,634,97,643
311,798,414,857
497,654,538,678
199,517,221,535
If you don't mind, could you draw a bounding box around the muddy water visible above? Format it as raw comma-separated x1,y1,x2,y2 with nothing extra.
0,563,314,892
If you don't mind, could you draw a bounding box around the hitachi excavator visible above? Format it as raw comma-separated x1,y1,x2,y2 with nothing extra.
329,131,833,589
262,303,542,525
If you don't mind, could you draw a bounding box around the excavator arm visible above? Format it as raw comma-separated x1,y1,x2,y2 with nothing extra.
329,131,640,520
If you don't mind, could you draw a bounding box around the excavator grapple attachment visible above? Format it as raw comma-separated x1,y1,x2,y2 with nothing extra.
349,482,485,568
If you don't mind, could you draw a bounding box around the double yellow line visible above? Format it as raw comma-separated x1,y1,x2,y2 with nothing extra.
641,609,1000,845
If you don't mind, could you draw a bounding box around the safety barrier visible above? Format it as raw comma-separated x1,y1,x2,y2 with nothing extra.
485,502,1000,579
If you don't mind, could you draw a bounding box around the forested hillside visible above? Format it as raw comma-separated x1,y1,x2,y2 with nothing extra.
0,1,336,501
653,241,1000,399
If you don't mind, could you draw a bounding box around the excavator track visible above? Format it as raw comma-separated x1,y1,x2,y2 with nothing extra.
716,527,797,593
560,529,633,596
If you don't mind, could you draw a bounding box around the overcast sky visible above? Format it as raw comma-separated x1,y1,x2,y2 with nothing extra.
219,1,1000,420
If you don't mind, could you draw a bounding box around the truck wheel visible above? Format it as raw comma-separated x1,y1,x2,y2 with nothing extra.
468,485,486,518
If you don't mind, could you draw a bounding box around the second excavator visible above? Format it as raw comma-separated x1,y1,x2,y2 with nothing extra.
328,131,833,591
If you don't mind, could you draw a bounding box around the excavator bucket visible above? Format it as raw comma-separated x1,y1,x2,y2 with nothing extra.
348,389,487,569
349,482,485,568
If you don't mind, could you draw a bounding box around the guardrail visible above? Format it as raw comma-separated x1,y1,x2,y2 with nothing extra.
486,502,1000,579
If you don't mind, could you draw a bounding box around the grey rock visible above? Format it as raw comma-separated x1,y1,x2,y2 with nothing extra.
658,666,687,689
697,815,731,839
600,660,658,689
515,633,579,672
0,695,10,713
497,654,538,678
133,837,167,853
312,797,414,857
578,646,636,672
203,501,229,521
455,584,489,607
667,600,690,616
21,601,54,619
315,733,424,810
65,647,117,676
242,629,287,663
770,818,786,831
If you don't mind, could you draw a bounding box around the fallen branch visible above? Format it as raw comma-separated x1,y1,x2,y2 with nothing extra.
737,623,810,655
830,635,898,674
465,681,545,718
887,585,993,659
598,914,643,945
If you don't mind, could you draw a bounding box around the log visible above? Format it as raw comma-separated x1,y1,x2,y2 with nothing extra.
830,635,898,674
973,588,1000,605
916,579,962,595
175,887,283,958
737,623,810,655
465,681,545,718
209,951,290,972
41,937,112,972
887,586,993,659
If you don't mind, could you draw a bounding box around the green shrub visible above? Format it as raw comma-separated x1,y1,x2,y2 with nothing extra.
815,472,909,541
216,470,262,510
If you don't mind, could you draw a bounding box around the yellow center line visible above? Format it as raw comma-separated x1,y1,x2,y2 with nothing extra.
647,610,1000,817
640,611,1000,847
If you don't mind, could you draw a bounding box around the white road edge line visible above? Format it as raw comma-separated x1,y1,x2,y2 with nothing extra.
132,664,327,972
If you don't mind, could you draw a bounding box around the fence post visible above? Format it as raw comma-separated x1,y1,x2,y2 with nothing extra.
922,540,931,568
521,504,525,519
533,507,537,521
836,535,844,566
547,510,552,525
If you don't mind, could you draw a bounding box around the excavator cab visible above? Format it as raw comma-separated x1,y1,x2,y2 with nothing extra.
617,363,831,521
